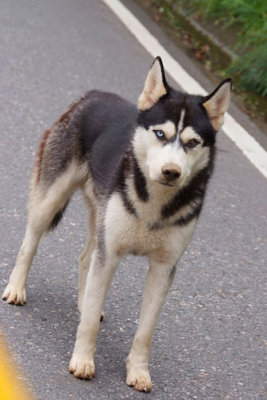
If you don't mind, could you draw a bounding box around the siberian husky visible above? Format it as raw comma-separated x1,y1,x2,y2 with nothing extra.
2,57,231,392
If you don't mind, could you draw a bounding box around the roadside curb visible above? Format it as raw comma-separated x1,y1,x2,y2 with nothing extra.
133,0,240,72
175,7,238,63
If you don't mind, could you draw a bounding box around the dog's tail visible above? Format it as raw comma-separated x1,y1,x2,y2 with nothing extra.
27,97,87,236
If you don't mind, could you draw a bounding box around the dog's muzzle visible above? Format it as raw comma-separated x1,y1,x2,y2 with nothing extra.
162,163,181,183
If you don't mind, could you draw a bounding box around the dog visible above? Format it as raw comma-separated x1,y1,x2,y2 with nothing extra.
2,57,231,392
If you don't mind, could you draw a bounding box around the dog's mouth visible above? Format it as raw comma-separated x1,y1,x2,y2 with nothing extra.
155,180,176,188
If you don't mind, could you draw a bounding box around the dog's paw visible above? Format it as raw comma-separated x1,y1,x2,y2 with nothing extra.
68,354,95,380
126,368,152,392
2,284,26,305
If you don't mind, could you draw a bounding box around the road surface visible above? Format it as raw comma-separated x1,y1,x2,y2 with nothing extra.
0,1,266,399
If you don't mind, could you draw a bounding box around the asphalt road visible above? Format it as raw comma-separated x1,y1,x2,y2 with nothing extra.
0,1,266,399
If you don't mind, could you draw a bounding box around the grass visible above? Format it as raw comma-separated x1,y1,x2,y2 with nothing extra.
174,0,267,97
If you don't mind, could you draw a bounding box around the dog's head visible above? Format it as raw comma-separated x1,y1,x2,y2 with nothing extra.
133,57,231,188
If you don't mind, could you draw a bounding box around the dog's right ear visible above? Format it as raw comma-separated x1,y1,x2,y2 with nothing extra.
202,79,232,131
138,57,169,111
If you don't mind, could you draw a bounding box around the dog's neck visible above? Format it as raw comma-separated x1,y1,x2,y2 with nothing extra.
119,146,215,228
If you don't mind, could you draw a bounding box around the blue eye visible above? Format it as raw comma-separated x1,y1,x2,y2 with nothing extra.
153,130,165,140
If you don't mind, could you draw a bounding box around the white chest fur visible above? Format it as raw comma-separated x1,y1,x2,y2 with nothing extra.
104,192,196,260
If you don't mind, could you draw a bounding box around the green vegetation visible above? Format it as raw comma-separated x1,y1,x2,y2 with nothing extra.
176,0,267,97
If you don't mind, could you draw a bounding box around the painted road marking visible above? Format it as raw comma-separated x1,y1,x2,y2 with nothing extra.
102,0,267,179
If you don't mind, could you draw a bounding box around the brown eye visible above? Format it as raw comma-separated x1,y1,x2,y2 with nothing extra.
186,139,200,148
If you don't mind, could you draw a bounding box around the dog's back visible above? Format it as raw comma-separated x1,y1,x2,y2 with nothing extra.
35,90,137,191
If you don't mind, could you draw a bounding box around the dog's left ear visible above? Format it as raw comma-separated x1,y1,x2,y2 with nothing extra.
202,79,232,131
138,57,169,111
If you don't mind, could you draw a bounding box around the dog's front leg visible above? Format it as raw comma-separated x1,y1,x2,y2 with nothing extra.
69,248,119,379
126,253,177,392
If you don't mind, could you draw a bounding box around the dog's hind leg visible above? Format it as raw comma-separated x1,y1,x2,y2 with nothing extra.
78,199,96,313
2,162,83,305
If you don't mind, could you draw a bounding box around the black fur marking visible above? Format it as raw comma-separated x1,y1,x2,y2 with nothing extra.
133,157,149,202
48,201,69,231
179,137,187,153
121,190,137,216
115,154,138,217
148,221,162,231
202,78,232,104
169,134,178,144
153,56,170,94
161,165,211,220
168,264,177,287
95,210,107,266
174,202,202,226
96,238,106,266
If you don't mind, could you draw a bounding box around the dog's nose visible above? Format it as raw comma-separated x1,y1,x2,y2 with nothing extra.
162,164,181,182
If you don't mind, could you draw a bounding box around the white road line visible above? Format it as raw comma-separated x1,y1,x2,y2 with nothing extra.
103,0,267,179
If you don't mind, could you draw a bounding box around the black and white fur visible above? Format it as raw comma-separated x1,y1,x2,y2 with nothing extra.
2,57,231,392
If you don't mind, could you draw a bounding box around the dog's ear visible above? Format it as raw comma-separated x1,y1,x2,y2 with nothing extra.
202,79,232,131
138,57,169,111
